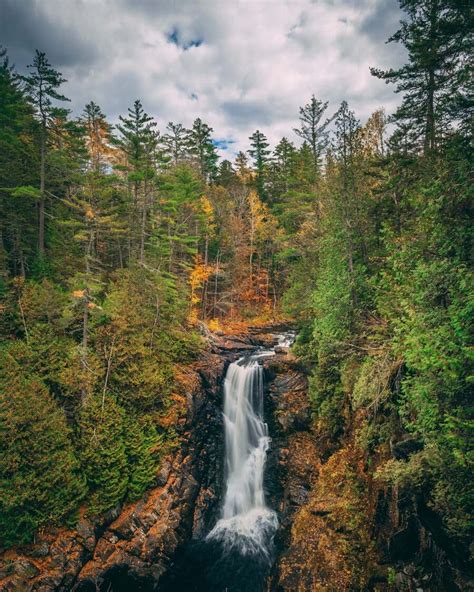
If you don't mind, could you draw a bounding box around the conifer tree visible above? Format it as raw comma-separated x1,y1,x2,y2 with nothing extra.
270,137,297,197
188,118,219,182
162,122,189,165
234,151,252,184
22,51,70,255
217,159,236,187
371,0,472,152
78,395,128,514
115,100,158,262
248,130,270,202
0,48,38,277
81,101,113,173
294,95,331,174
124,415,159,500
0,362,85,545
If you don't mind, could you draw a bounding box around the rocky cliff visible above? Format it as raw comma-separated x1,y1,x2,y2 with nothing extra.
263,354,472,592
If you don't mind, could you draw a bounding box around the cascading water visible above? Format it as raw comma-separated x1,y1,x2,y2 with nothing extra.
206,353,278,558
160,333,294,592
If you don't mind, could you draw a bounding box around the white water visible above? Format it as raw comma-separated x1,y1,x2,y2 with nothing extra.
206,344,282,559
278,331,296,349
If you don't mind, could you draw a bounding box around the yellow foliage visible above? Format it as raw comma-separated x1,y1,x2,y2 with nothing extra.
200,195,214,221
207,318,222,332
72,290,86,299
188,255,213,322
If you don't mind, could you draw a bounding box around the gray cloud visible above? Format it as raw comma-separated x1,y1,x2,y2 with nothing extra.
0,0,97,68
1,0,404,158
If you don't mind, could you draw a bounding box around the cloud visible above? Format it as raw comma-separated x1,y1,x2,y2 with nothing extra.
0,0,97,68
1,0,405,159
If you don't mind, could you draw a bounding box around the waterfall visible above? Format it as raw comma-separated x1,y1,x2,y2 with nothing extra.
206,352,278,559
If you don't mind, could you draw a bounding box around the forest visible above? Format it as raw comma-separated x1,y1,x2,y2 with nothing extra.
0,0,472,590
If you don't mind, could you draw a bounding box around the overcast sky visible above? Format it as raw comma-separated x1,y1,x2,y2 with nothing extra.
1,0,406,159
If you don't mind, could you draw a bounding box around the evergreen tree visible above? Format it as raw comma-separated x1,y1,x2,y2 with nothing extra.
269,137,297,200
234,151,252,184
371,0,473,152
248,130,270,202
124,415,159,500
187,118,219,182
0,360,85,546
0,48,38,277
115,99,159,262
217,159,236,187
22,51,70,255
80,101,113,173
162,122,189,165
78,395,128,514
294,95,332,174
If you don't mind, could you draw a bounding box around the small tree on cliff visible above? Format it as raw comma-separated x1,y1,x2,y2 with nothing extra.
0,360,85,546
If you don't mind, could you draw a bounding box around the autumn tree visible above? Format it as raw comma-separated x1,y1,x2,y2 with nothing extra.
80,101,114,173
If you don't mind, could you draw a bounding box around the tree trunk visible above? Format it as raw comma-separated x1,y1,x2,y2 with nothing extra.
39,123,46,254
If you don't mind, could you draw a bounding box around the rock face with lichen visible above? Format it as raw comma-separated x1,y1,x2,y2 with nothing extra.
263,354,380,591
265,353,473,592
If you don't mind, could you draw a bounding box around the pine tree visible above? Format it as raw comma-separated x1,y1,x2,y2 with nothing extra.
0,360,85,546
248,130,270,202
294,95,332,174
22,51,70,255
0,48,38,277
162,122,189,165
78,395,128,514
269,137,297,198
124,415,159,500
371,0,472,152
115,100,159,262
234,151,252,184
188,118,219,182
217,159,236,187
80,101,114,173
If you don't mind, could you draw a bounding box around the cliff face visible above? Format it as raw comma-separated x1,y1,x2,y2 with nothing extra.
264,354,472,592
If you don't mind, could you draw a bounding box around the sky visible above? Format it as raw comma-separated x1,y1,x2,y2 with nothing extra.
1,0,406,159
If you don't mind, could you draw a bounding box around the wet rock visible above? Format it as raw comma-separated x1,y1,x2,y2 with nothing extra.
390,435,423,460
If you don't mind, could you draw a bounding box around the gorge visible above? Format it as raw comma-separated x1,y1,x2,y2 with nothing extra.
1,326,471,591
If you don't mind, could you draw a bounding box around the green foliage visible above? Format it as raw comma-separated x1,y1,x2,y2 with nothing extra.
0,357,85,545
78,395,128,515
124,415,160,501
288,6,473,542
248,129,270,201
